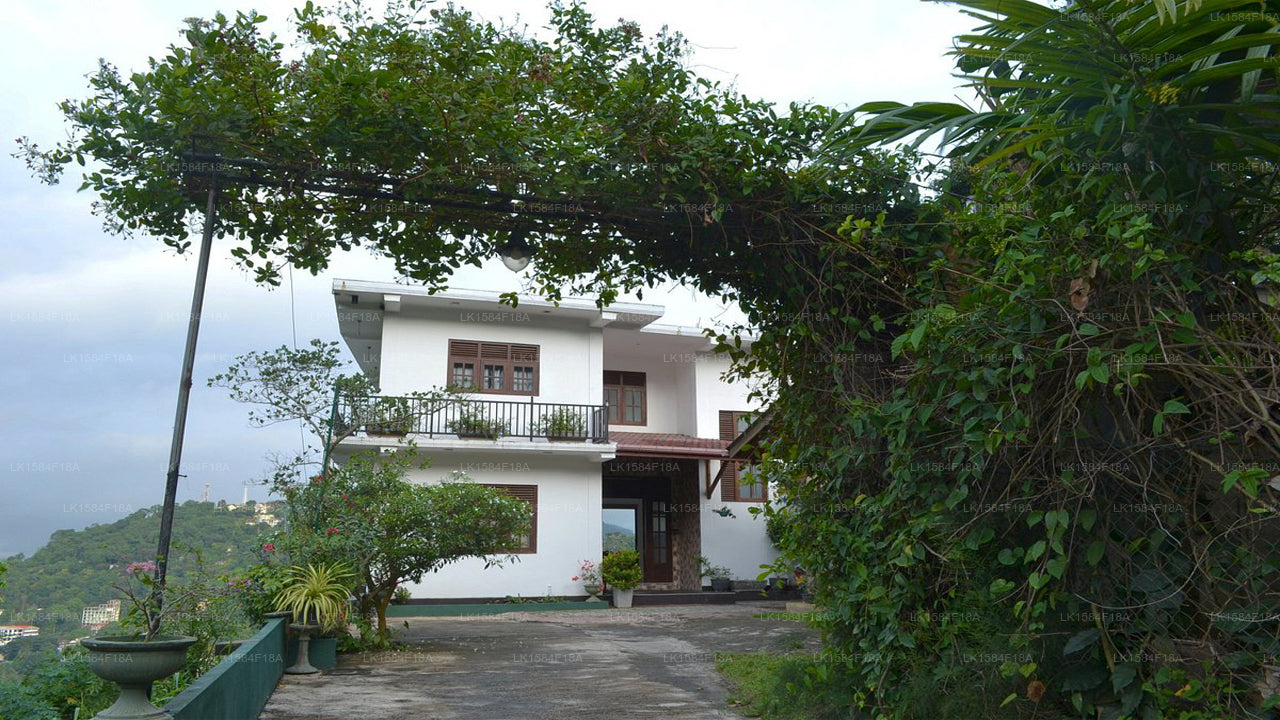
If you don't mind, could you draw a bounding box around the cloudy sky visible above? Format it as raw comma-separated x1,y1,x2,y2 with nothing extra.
0,0,979,558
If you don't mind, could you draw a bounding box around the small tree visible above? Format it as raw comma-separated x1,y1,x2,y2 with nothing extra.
266,451,531,643
209,339,461,479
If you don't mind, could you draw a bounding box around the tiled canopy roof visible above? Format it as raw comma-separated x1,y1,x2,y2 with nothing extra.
610,432,729,458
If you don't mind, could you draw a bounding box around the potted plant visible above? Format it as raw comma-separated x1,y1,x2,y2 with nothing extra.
448,404,508,439
535,408,588,441
601,550,642,608
275,562,353,674
80,560,197,719
572,559,604,602
697,555,733,592
367,396,413,435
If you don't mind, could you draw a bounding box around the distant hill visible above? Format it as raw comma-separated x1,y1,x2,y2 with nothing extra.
0,501,272,627
602,522,634,537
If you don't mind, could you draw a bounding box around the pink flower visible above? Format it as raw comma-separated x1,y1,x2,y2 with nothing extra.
263,543,274,552
326,527,341,534
311,475,323,484
125,561,157,575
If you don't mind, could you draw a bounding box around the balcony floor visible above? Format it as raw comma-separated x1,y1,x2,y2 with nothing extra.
259,603,819,719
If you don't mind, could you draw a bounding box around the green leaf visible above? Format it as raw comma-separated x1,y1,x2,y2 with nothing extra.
1075,369,1092,390
1086,541,1105,566
1026,540,1047,562
908,322,927,351
1112,663,1137,693
1063,628,1100,656
1080,508,1097,532
1089,364,1110,383
1162,399,1190,415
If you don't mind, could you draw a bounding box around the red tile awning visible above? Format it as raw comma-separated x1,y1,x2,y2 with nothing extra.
610,432,729,459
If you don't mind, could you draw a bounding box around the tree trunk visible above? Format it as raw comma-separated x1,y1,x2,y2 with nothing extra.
376,595,390,640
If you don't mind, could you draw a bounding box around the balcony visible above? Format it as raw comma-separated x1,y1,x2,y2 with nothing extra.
334,395,611,444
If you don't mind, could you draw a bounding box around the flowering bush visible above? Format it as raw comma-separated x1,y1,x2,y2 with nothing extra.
572,559,601,586
113,560,193,641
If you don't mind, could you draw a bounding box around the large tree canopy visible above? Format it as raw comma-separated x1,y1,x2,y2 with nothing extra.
17,0,914,305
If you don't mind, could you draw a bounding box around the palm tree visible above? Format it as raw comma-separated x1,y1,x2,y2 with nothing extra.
828,0,1280,258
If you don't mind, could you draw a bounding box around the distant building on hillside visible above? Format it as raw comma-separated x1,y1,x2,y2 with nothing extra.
0,625,39,646
81,599,121,627
220,500,281,526
252,501,281,526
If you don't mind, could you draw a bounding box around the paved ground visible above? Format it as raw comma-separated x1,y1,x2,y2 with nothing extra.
259,603,821,720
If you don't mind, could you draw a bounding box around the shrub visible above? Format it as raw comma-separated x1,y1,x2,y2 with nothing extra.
601,550,642,590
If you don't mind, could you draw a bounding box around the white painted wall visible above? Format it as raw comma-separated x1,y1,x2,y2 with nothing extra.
399,451,603,599
700,463,780,582
379,307,602,405
600,349,683,434
692,351,758,437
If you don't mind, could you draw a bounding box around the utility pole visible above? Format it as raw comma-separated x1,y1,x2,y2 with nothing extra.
150,176,219,637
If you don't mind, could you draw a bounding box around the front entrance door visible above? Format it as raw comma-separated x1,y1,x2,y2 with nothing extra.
645,498,671,582
602,477,673,584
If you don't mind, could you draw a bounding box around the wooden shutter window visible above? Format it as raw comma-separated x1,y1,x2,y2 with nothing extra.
719,410,739,501
447,339,539,395
449,340,479,356
719,410,764,502
486,484,537,553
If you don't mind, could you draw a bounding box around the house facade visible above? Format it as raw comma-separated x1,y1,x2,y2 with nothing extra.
330,279,775,600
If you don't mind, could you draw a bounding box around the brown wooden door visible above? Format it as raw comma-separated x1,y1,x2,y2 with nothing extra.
644,499,673,583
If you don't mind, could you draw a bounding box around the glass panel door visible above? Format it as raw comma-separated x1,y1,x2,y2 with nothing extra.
603,506,639,553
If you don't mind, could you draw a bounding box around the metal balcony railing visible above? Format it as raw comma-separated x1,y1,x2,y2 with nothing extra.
334,394,610,444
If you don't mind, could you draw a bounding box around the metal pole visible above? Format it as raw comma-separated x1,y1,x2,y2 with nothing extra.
151,183,219,635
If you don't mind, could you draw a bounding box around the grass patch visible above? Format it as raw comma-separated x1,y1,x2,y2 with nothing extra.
716,651,855,720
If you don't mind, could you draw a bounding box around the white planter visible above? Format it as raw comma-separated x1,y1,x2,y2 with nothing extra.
612,588,634,608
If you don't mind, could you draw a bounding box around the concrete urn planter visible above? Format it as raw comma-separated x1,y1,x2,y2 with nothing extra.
710,577,732,592
611,587,634,608
81,634,196,719
285,623,322,675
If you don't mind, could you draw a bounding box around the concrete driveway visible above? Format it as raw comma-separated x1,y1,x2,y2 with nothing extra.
259,603,820,720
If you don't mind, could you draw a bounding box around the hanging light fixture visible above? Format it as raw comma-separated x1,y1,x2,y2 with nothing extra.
497,230,533,272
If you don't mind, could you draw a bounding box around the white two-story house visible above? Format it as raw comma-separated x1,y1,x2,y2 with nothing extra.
330,279,776,600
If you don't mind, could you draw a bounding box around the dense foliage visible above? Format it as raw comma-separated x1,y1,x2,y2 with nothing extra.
17,0,1280,716
0,501,268,631
748,1,1280,716
0,504,265,717
259,452,532,644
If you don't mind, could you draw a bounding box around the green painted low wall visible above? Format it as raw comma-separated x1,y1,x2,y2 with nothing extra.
387,601,611,617
165,616,285,720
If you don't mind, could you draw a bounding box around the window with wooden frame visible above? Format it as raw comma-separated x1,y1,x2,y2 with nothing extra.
484,484,537,553
603,371,647,425
448,340,539,395
719,410,765,502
